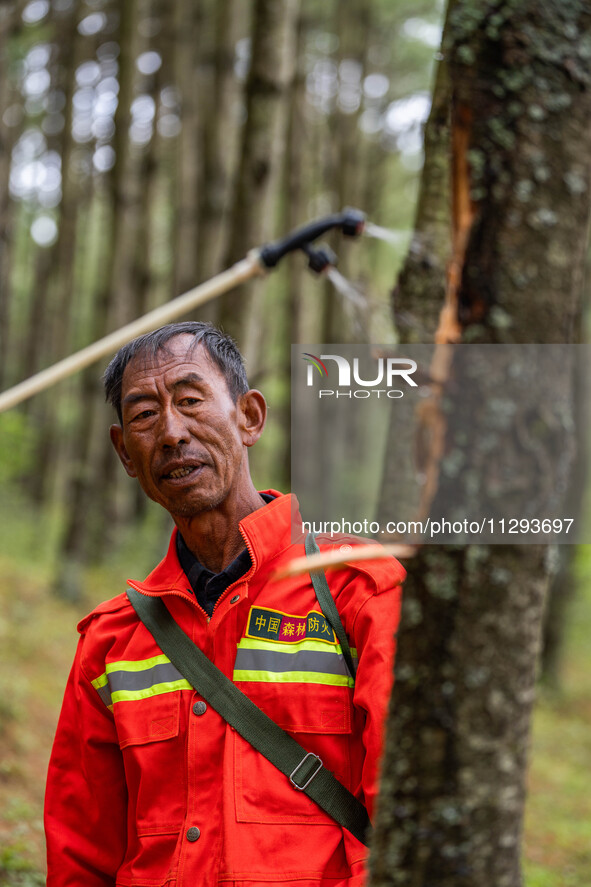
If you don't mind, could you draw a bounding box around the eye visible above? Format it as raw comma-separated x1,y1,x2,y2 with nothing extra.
131,408,156,422
179,396,201,407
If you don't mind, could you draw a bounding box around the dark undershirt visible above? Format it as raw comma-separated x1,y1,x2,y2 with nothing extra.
176,493,275,617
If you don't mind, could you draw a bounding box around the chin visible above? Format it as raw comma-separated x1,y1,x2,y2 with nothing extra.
167,491,225,518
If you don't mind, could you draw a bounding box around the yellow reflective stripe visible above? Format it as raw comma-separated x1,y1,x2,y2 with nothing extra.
91,672,109,690
105,654,171,674
236,636,358,658
233,669,354,688
91,655,190,707
111,678,192,704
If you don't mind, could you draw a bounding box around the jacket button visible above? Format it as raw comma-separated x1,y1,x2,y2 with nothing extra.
230,594,240,604
186,826,201,842
192,701,207,716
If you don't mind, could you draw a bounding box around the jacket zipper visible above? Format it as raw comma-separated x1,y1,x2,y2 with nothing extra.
128,527,258,623
209,528,258,621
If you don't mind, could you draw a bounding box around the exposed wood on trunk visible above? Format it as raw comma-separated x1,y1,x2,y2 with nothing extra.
435,102,472,343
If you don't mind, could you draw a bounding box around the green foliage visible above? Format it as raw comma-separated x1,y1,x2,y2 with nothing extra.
522,549,591,886
0,845,45,887
0,414,34,486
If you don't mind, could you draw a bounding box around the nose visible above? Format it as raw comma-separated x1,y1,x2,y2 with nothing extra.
159,405,190,448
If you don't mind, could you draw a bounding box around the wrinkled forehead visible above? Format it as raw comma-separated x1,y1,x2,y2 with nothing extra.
122,335,223,390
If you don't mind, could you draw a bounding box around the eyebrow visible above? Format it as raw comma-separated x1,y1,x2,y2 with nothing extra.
122,374,206,407
172,373,205,389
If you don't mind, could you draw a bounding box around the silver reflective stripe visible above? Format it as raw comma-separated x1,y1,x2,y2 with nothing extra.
234,646,353,677
96,682,113,708
91,657,191,708
107,661,185,694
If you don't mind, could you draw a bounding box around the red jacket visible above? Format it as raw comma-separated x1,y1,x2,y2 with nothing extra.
45,492,405,887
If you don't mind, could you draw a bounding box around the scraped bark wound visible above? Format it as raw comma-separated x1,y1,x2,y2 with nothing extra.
436,103,474,344
420,104,474,521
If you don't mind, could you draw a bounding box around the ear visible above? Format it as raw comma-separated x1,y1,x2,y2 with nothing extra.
238,390,267,447
110,425,138,477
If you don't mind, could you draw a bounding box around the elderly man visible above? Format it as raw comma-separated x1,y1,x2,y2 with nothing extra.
45,321,405,887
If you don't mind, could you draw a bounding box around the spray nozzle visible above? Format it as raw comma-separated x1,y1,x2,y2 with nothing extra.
258,208,366,269
340,207,366,238
301,242,337,274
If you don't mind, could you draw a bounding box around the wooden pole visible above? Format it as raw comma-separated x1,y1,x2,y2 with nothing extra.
0,251,265,413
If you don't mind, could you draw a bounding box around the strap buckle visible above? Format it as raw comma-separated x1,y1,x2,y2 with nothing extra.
289,752,323,791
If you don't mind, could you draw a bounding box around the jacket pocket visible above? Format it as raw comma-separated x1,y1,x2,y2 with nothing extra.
114,693,185,886
113,692,186,831
233,684,353,825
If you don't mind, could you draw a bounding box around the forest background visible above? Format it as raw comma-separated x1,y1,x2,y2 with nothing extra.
0,0,590,884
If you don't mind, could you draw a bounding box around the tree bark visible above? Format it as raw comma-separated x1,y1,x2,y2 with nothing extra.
0,1,23,389
173,0,205,297
196,0,244,288
219,0,300,355
54,0,146,593
25,0,83,503
392,1,454,342
371,2,591,885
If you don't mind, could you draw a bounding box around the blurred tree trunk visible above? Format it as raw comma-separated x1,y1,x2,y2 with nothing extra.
195,0,244,289
277,6,309,487
25,0,82,503
540,362,588,686
173,0,205,297
44,2,83,362
54,0,144,596
219,0,300,358
371,2,591,886
392,1,454,342
540,545,576,688
0,1,23,389
320,0,370,343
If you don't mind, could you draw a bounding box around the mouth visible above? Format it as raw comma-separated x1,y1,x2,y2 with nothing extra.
161,463,203,481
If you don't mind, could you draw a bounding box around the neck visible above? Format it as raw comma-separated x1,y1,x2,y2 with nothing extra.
174,485,266,573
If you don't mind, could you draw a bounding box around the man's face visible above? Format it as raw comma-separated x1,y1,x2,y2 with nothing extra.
109,335,264,518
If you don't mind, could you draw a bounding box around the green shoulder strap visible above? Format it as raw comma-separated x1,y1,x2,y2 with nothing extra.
305,532,357,680
126,587,371,846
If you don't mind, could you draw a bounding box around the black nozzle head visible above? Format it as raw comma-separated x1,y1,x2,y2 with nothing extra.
258,207,366,269
341,207,366,237
303,243,337,274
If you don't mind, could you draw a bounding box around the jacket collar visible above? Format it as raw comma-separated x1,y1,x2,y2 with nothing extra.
127,491,303,596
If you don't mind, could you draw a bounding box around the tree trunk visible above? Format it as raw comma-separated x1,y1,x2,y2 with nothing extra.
54,0,145,593
371,2,591,885
392,1,454,342
173,0,205,297
321,0,371,343
196,0,244,289
0,1,23,389
23,0,82,504
219,0,300,356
